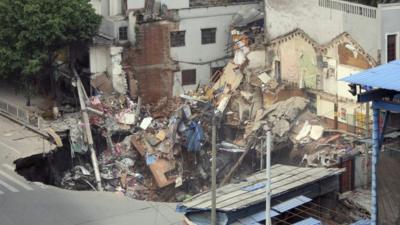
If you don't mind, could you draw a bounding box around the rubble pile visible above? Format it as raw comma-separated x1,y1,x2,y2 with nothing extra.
14,22,366,204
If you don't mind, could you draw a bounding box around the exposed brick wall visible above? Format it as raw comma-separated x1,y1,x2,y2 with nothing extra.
124,20,178,103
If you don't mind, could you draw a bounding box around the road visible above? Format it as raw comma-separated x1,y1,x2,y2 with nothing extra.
0,116,182,225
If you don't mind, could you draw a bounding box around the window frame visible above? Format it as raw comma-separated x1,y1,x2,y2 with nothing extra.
386,32,399,63
201,28,217,45
170,31,186,47
119,26,128,41
181,69,197,86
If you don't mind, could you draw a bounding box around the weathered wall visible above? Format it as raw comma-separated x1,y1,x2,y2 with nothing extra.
126,21,178,103
276,36,318,88
378,3,400,63
170,3,259,95
266,0,379,59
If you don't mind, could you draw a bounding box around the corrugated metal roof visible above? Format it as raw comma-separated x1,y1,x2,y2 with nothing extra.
293,217,321,225
182,164,343,211
341,60,400,91
272,195,312,213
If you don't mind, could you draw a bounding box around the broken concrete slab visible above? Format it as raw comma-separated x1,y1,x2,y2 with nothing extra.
91,73,114,94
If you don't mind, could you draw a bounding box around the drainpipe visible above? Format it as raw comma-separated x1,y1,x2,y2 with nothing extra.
371,106,379,225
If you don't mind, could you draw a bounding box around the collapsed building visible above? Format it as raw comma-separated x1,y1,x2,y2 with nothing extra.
12,0,399,224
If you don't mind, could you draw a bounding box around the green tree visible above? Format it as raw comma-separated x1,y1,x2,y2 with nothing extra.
0,0,101,101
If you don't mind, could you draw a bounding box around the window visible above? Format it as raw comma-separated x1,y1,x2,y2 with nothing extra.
387,34,397,62
201,28,216,45
181,69,196,86
119,26,128,41
170,31,186,47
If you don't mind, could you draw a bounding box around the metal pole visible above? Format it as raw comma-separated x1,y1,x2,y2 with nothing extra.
260,138,264,171
371,106,379,225
265,126,272,225
76,78,103,191
211,115,217,225
365,102,370,189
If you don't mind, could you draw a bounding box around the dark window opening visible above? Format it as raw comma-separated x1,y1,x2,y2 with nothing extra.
119,26,128,41
170,31,186,47
182,69,196,86
387,34,397,62
201,28,216,45
275,61,281,82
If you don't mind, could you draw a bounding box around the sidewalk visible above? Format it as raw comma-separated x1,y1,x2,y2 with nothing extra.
0,81,49,113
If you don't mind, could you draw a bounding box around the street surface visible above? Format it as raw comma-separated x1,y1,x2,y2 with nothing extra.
0,116,182,225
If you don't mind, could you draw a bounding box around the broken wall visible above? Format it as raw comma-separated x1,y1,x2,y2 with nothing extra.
170,4,259,95
125,20,178,103
265,0,379,59
271,32,319,89
269,29,376,133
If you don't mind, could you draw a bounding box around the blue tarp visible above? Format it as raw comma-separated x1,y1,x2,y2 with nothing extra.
185,122,204,152
145,154,157,165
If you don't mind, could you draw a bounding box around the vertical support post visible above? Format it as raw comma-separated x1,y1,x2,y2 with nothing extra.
211,115,217,225
371,106,379,225
265,126,272,225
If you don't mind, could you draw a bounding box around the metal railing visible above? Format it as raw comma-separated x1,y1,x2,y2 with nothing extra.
0,99,43,130
319,0,377,19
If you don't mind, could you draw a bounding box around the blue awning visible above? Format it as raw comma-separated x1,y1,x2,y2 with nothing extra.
293,217,322,225
341,60,400,91
272,195,312,213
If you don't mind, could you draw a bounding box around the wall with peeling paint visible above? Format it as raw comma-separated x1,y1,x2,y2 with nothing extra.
273,35,319,89
266,0,379,59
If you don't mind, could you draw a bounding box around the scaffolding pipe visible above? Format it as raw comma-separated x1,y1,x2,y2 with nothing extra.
265,126,272,225
371,107,379,225
211,115,217,225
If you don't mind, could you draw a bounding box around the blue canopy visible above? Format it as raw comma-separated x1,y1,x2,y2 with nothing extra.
341,60,400,91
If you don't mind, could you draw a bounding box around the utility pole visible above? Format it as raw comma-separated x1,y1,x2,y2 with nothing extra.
73,69,103,191
264,125,272,225
211,114,217,225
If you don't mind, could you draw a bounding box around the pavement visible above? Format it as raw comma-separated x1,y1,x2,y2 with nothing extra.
0,116,183,225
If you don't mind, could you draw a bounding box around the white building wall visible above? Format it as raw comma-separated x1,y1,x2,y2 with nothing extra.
171,4,259,95
378,3,400,63
266,0,379,59
90,46,110,74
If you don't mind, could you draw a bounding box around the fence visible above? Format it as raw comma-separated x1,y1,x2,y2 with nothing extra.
318,0,377,19
0,99,43,131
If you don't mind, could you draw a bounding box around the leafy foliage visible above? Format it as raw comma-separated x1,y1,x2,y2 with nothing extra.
0,0,101,79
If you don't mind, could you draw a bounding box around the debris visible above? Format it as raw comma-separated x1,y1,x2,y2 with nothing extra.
140,117,153,130
310,125,324,140
258,72,272,84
